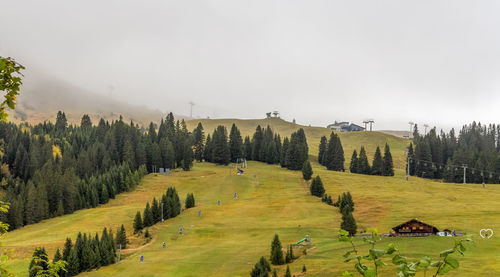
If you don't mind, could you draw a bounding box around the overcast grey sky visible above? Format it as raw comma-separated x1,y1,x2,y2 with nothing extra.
1,0,499,130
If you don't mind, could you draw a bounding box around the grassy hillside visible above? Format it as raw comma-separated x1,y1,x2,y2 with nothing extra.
4,161,500,276
186,117,410,168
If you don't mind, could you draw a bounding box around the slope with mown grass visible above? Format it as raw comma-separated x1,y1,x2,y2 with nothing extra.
78,163,500,276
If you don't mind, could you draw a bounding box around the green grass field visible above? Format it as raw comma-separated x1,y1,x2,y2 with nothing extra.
5,161,500,276
3,122,500,276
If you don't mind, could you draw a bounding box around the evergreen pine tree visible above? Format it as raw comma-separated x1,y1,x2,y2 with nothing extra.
182,143,193,171
324,132,344,171
407,143,416,176
54,248,62,262
382,143,394,176
152,198,160,223
318,136,327,165
29,247,49,277
244,136,252,160
252,126,264,161
143,202,154,227
229,124,243,163
341,211,357,236
286,129,308,170
193,122,205,162
285,265,291,277
250,256,271,277
115,224,128,249
185,193,195,209
280,137,289,168
309,175,325,197
211,126,231,165
415,140,434,178
349,150,359,173
270,234,285,265
371,146,383,175
66,248,80,276
358,146,371,174
301,160,313,180
62,238,72,261
133,211,143,233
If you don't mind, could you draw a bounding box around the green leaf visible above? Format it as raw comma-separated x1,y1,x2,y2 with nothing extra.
431,261,443,267
439,248,454,257
375,260,386,267
385,243,397,254
446,257,459,269
418,256,431,268
437,263,452,274
345,256,361,262
369,248,386,259
343,250,356,258
392,254,407,265
355,263,368,274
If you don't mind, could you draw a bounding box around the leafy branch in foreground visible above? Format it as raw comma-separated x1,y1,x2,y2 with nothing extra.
339,228,473,277
0,56,25,121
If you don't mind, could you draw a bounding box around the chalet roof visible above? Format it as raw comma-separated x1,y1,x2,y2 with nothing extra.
349,123,364,129
392,218,439,232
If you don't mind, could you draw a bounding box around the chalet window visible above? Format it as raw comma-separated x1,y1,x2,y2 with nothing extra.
419,227,423,230
412,227,416,230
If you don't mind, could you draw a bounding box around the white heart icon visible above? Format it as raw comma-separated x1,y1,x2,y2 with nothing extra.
479,229,494,239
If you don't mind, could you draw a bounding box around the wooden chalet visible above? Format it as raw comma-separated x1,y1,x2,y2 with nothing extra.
392,219,439,237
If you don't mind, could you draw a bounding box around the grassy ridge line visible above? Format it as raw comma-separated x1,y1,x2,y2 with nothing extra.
185,117,410,168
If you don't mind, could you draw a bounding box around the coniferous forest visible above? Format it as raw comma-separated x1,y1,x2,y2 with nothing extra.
0,112,193,230
203,125,308,170
409,123,500,183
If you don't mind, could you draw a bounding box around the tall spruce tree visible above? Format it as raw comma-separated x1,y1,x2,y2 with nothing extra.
250,256,271,277
133,211,143,233
341,211,357,236
382,143,394,176
415,140,434,178
62,238,73,261
358,146,371,174
252,126,264,161
407,143,416,176
324,132,344,171
371,146,383,175
309,175,325,197
302,160,313,180
192,122,204,162
318,136,327,165
211,126,230,165
229,124,243,163
143,202,154,227
203,135,212,162
243,136,252,160
185,193,195,209
349,150,359,173
280,137,289,168
270,234,285,265
115,224,128,249
286,129,308,170
29,247,49,277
